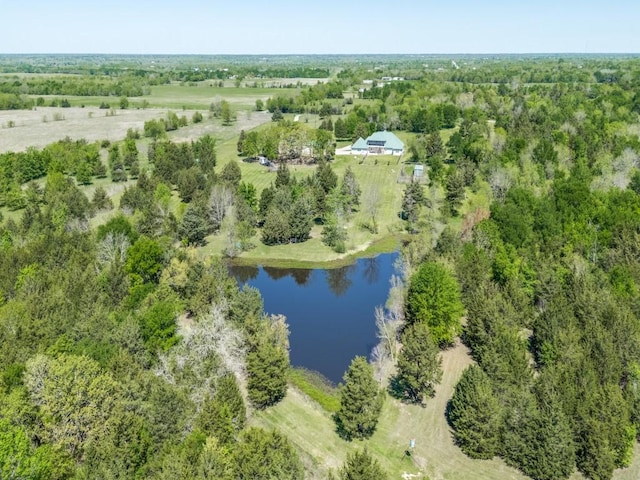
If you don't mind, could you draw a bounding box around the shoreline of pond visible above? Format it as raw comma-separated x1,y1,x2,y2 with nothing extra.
225,234,405,270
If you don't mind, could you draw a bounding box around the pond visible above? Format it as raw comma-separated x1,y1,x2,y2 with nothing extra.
229,252,399,385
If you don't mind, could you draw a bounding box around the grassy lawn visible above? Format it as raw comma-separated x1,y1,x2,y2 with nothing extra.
200,147,408,265
251,341,523,479
252,341,640,480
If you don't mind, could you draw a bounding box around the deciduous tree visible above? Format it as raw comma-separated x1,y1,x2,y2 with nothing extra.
405,261,464,347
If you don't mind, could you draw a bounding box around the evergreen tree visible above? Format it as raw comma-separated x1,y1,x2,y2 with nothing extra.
215,373,246,431
221,160,242,188
75,161,93,185
629,169,640,194
444,170,465,216
425,131,444,158
334,118,348,140
576,419,616,480
353,123,368,142
220,100,234,125
179,203,209,246
525,379,576,480
234,428,303,479
275,161,291,188
259,185,276,221
271,109,283,122
237,129,246,154
426,157,444,187
129,160,140,179
532,138,558,166
91,186,113,211
339,448,388,480
176,166,207,203
93,161,107,178
193,134,217,172
108,145,127,182
261,206,290,245
247,338,288,408
122,138,138,169
322,213,347,253
197,398,235,445
288,195,313,243
315,160,338,193
340,166,361,214
394,323,442,403
198,437,234,480
334,356,384,440
401,181,425,230
448,365,501,460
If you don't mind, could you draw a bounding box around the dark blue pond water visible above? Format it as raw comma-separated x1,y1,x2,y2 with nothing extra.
230,252,398,384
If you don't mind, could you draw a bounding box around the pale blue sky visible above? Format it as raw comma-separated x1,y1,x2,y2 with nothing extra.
1,0,638,54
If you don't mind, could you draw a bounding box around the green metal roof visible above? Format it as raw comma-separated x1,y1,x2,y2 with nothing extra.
352,137,368,150
366,131,404,151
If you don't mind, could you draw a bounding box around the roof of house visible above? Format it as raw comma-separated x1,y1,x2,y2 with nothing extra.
366,131,404,150
352,137,368,150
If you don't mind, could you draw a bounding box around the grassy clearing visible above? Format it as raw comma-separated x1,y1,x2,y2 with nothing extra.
202,146,408,264
288,368,340,413
250,387,420,479
250,341,511,479
146,84,284,110
254,340,640,480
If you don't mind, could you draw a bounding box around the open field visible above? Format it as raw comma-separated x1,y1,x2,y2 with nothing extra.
145,84,281,109
0,107,165,152
22,83,300,111
0,107,271,153
252,340,640,480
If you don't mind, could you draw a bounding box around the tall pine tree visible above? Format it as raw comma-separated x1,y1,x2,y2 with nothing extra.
448,365,501,459
334,356,384,440
394,323,442,403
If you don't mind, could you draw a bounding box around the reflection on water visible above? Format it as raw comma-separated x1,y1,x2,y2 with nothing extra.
325,264,355,297
229,253,398,384
363,257,380,285
232,265,259,284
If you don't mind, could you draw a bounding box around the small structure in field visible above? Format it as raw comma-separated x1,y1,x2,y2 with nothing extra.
413,164,424,180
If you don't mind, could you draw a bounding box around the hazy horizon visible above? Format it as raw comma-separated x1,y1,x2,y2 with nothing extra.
3,1,640,56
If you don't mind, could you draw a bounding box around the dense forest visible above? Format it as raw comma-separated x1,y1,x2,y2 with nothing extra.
2,54,640,479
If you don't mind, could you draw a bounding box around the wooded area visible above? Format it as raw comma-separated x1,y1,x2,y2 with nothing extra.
2,53,640,479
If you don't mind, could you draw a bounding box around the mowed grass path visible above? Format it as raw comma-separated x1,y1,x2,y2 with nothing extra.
251,340,640,480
